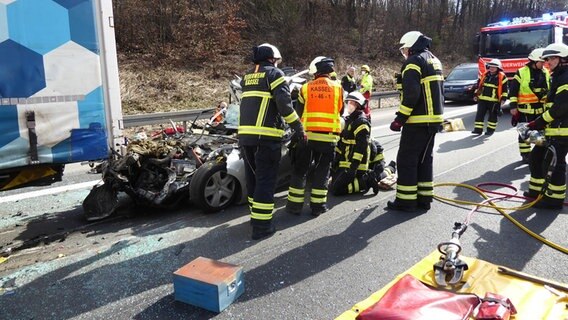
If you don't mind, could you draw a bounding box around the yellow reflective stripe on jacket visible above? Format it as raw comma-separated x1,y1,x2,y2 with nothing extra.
341,138,356,145
238,125,284,137
545,127,568,136
270,77,286,90
306,131,339,143
403,63,421,75
352,152,363,161
304,112,339,119
242,91,272,98
406,115,444,124
558,84,568,94
420,75,444,84
283,112,299,123
517,106,544,114
398,104,413,116
256,97,270,126
353,124,369,136
305,121,341,130
478,95,499,102
542,111,554,123
509,96,518,103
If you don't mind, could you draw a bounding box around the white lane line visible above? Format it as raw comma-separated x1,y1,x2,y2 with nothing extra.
371,105,477,133
0,180,101,204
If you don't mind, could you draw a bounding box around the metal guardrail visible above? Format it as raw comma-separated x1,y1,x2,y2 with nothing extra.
122,108,215,128
121,91,400,128
370,90,400,108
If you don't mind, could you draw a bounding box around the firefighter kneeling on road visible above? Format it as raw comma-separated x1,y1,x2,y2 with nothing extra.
286,57,343,217
330,91,384,196
523,43,568,210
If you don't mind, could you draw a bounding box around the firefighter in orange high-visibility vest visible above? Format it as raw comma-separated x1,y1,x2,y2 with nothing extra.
286,57,343,216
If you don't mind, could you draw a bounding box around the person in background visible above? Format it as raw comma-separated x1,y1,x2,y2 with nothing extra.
387,31,444,212
238,43,305,240
472,59,508,136
341,66,357,93
509,48,550,163
286,57,343,216
359,65,373,120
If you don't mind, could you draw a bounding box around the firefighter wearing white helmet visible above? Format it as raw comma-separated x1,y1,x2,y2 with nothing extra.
472,58,508,136
522,42,568,208
239,43,305,240
330,91,383,196
508,48,550,163
308,56,326,76
286,57,343,216
387,31,444,212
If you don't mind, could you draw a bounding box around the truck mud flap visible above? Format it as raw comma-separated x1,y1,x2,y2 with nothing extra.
83,183,118,221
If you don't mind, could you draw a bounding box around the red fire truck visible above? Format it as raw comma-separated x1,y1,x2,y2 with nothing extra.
477,11,568,77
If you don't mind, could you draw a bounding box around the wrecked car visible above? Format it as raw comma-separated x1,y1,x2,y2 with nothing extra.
83,70,308,221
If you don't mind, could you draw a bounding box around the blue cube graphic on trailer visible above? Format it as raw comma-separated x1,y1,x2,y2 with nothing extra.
0,0,123,190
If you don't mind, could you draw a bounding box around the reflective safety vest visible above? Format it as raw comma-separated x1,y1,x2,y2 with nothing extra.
359,73,373,94
238,64,299,142
477,71,508,102
298,77,343,142
510,66,550,115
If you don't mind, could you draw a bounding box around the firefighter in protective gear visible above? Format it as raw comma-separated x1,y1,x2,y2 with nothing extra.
509,48,550,163
359,65,373,120
286,57,343,216
330,91,385,196
387,31,444,212
239,43,305,240
472,59,508,136
341,66,357,93
523,43,568,209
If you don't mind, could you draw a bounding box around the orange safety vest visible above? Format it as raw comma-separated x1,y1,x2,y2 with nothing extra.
477,71,506,101
300,77,342,134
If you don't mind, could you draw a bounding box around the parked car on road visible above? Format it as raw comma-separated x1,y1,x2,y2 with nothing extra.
443,63,478,102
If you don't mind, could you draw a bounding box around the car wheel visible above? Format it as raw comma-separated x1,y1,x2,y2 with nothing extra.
190,161,239,213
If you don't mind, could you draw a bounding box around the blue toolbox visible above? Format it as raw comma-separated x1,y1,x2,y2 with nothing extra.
173,257,244,312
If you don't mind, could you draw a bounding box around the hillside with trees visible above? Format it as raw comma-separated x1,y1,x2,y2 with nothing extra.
112,0,568,114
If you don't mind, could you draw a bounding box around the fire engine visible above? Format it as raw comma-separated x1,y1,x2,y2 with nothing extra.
477,11,568,77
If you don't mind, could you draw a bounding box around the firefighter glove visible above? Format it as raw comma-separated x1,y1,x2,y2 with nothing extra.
390,120,402,132
527,121,537,130
511,112,520,127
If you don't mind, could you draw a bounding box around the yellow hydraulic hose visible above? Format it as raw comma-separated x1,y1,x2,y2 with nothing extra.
433,182,568,255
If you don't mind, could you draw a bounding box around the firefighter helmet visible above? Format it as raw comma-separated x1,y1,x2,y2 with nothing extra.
361,65,370,72
315,57,335,74
486,59,503,70
253,43,282,63
528,48,545,62
541,43,568,59
345,91,366,109
399,31,423,49
309,56,326,75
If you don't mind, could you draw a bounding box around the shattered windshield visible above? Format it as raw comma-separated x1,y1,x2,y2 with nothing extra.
480,26,553,58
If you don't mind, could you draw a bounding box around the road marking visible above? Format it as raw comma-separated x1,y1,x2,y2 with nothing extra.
0,180,101,204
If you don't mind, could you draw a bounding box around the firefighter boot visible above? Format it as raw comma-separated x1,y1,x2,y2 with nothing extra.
368,171,380,195
286,202,303,215
485,129,494,136
471,128,482,135
311,205,329,217
386,200,418,212
252,225,276,240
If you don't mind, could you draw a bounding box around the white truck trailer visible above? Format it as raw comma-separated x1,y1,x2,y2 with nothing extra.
0,0,122,190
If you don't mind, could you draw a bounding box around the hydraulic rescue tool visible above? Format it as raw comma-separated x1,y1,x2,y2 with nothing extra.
433,222,469,286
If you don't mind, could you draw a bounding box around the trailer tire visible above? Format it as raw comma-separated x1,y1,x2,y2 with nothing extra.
190,161,239,213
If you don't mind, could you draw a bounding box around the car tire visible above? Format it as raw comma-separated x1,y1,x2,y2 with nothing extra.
190,161,239,213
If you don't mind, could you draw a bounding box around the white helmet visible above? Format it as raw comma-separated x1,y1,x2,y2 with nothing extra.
541,43,568,59
309,56,326,75
528,48,546,62
399,31,423,50
486,58,503,70
258,43,282,61
345,91,366,108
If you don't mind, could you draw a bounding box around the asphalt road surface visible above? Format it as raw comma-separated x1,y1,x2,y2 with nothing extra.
1,102,567,320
